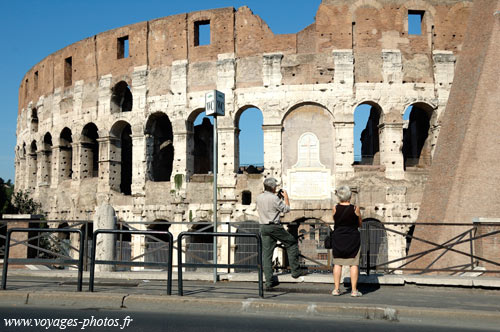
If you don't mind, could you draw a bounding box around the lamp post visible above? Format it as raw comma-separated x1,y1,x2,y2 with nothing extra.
205,90,225,283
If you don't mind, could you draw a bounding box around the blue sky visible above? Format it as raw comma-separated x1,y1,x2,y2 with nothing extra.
0,0,322,183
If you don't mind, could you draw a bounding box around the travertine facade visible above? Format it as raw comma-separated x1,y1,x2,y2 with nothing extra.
15,0,472,266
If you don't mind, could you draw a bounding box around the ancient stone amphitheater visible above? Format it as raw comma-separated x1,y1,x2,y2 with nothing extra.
15,0,472,265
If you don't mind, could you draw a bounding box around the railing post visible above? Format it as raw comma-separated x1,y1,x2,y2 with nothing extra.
1,230,12,290
227,223,231,274
89,230,98,292
77,229,84,292
366,223,371,276
257,234,263,298
167,232,173,296
469,228,475,269
178,232,184,296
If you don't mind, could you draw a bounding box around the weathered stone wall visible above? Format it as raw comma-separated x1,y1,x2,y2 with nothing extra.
15,0,472,266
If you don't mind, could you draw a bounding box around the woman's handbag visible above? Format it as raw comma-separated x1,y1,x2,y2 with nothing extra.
324,227,334,249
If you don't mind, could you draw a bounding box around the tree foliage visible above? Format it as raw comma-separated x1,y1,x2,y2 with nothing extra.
10,189,43,215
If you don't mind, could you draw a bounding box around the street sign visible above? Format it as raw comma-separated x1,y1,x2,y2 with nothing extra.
205,90,225,116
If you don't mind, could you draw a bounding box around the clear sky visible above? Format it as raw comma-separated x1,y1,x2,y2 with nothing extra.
0,0,322,183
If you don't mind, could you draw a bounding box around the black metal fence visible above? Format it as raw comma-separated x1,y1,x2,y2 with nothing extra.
1,219,499,279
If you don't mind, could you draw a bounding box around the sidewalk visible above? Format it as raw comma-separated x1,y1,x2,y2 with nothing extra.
1,271,500,328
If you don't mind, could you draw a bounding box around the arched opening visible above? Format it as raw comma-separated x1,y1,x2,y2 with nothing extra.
81,123,99,178
111,81,133,113
353,103,381,165
145,220,171,264
185,222,213,271
42,133,52,184
234,220,260,272
188,110,213,175
360,218,388,273
59,128,73,180
402,103,433,168
145,113,174,182
235,107,264,174
116,223,131,271
110,121,133,195
31,108,38,133
29,140,38,190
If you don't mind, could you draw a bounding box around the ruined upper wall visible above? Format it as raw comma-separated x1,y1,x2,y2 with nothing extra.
19,0,472,112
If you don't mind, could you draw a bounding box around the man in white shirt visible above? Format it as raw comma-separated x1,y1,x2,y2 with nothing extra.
256,178,307,290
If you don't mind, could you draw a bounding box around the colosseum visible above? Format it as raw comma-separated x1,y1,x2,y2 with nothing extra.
14,0,473,268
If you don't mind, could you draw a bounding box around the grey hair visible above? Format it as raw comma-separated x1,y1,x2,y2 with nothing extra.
263,177,278,192
335,185,352,202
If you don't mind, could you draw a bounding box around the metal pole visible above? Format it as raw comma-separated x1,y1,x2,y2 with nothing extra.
213,115,218,283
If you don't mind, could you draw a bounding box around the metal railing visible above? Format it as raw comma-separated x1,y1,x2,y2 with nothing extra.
177,231,263,297
1,228,84,291
89,229,173,294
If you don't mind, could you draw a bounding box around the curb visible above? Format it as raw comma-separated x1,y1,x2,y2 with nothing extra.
1,291,499,326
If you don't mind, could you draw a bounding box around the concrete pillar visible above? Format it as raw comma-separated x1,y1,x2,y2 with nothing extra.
382,50,403,84
131,133,146,195
93,197,116,272
262,124,282,178
433,51,456,105
379,123,405,180
333,50,354,87
263,53,283,88
97,136,119,193
333,121,354,175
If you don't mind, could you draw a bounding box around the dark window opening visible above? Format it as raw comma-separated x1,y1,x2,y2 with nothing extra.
111,81,133,113
242,191,252,205
408,10,424,35
42,133,53,184
402,104,432,168
81,123,99,178
31,108,38,133
117,36,129,59
145,113,174,182
120,124,133,195
353,103,381,165
64,57,72,87
145,221,171,264
60,128,73,180
34,71,39,91
194,20,210,46
116,223,131,271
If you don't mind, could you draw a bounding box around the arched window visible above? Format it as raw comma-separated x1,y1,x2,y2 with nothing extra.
31,108,38,133
81,123,99,178
59,128,73,180
42,133,52,184
145,220,171,263
360,218,388,273
186,223,213,272
29,140,38,190
111,81,133,113
145,113,174,182
235,107,264,174
188,110,213,175
402,103,433,168
110,121,133,195
353,103,381,165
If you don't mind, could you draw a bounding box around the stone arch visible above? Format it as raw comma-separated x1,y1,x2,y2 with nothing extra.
42,132,53,185
185,222,213,272
145,219,172,262
282,101,333,124
282,102,334,173
234,105,264,173
81,123,99,178
111,81,133,113
187,108,213,175
234,220,260,272
145,112,174,182
402,102,435,168
59,128,73,180
28,140,38,190
360,218,388,272
110,120,133,195
353,101,382,165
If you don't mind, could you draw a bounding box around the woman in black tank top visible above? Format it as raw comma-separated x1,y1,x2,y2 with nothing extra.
331,186,362,297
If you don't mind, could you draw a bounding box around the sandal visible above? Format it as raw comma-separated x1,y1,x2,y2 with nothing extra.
331,289,341,296
351,290,362,297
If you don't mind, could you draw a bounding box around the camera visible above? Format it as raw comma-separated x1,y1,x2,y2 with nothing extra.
277,189,284,199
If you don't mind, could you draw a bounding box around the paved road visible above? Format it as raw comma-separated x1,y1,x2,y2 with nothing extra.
0,306,495,332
